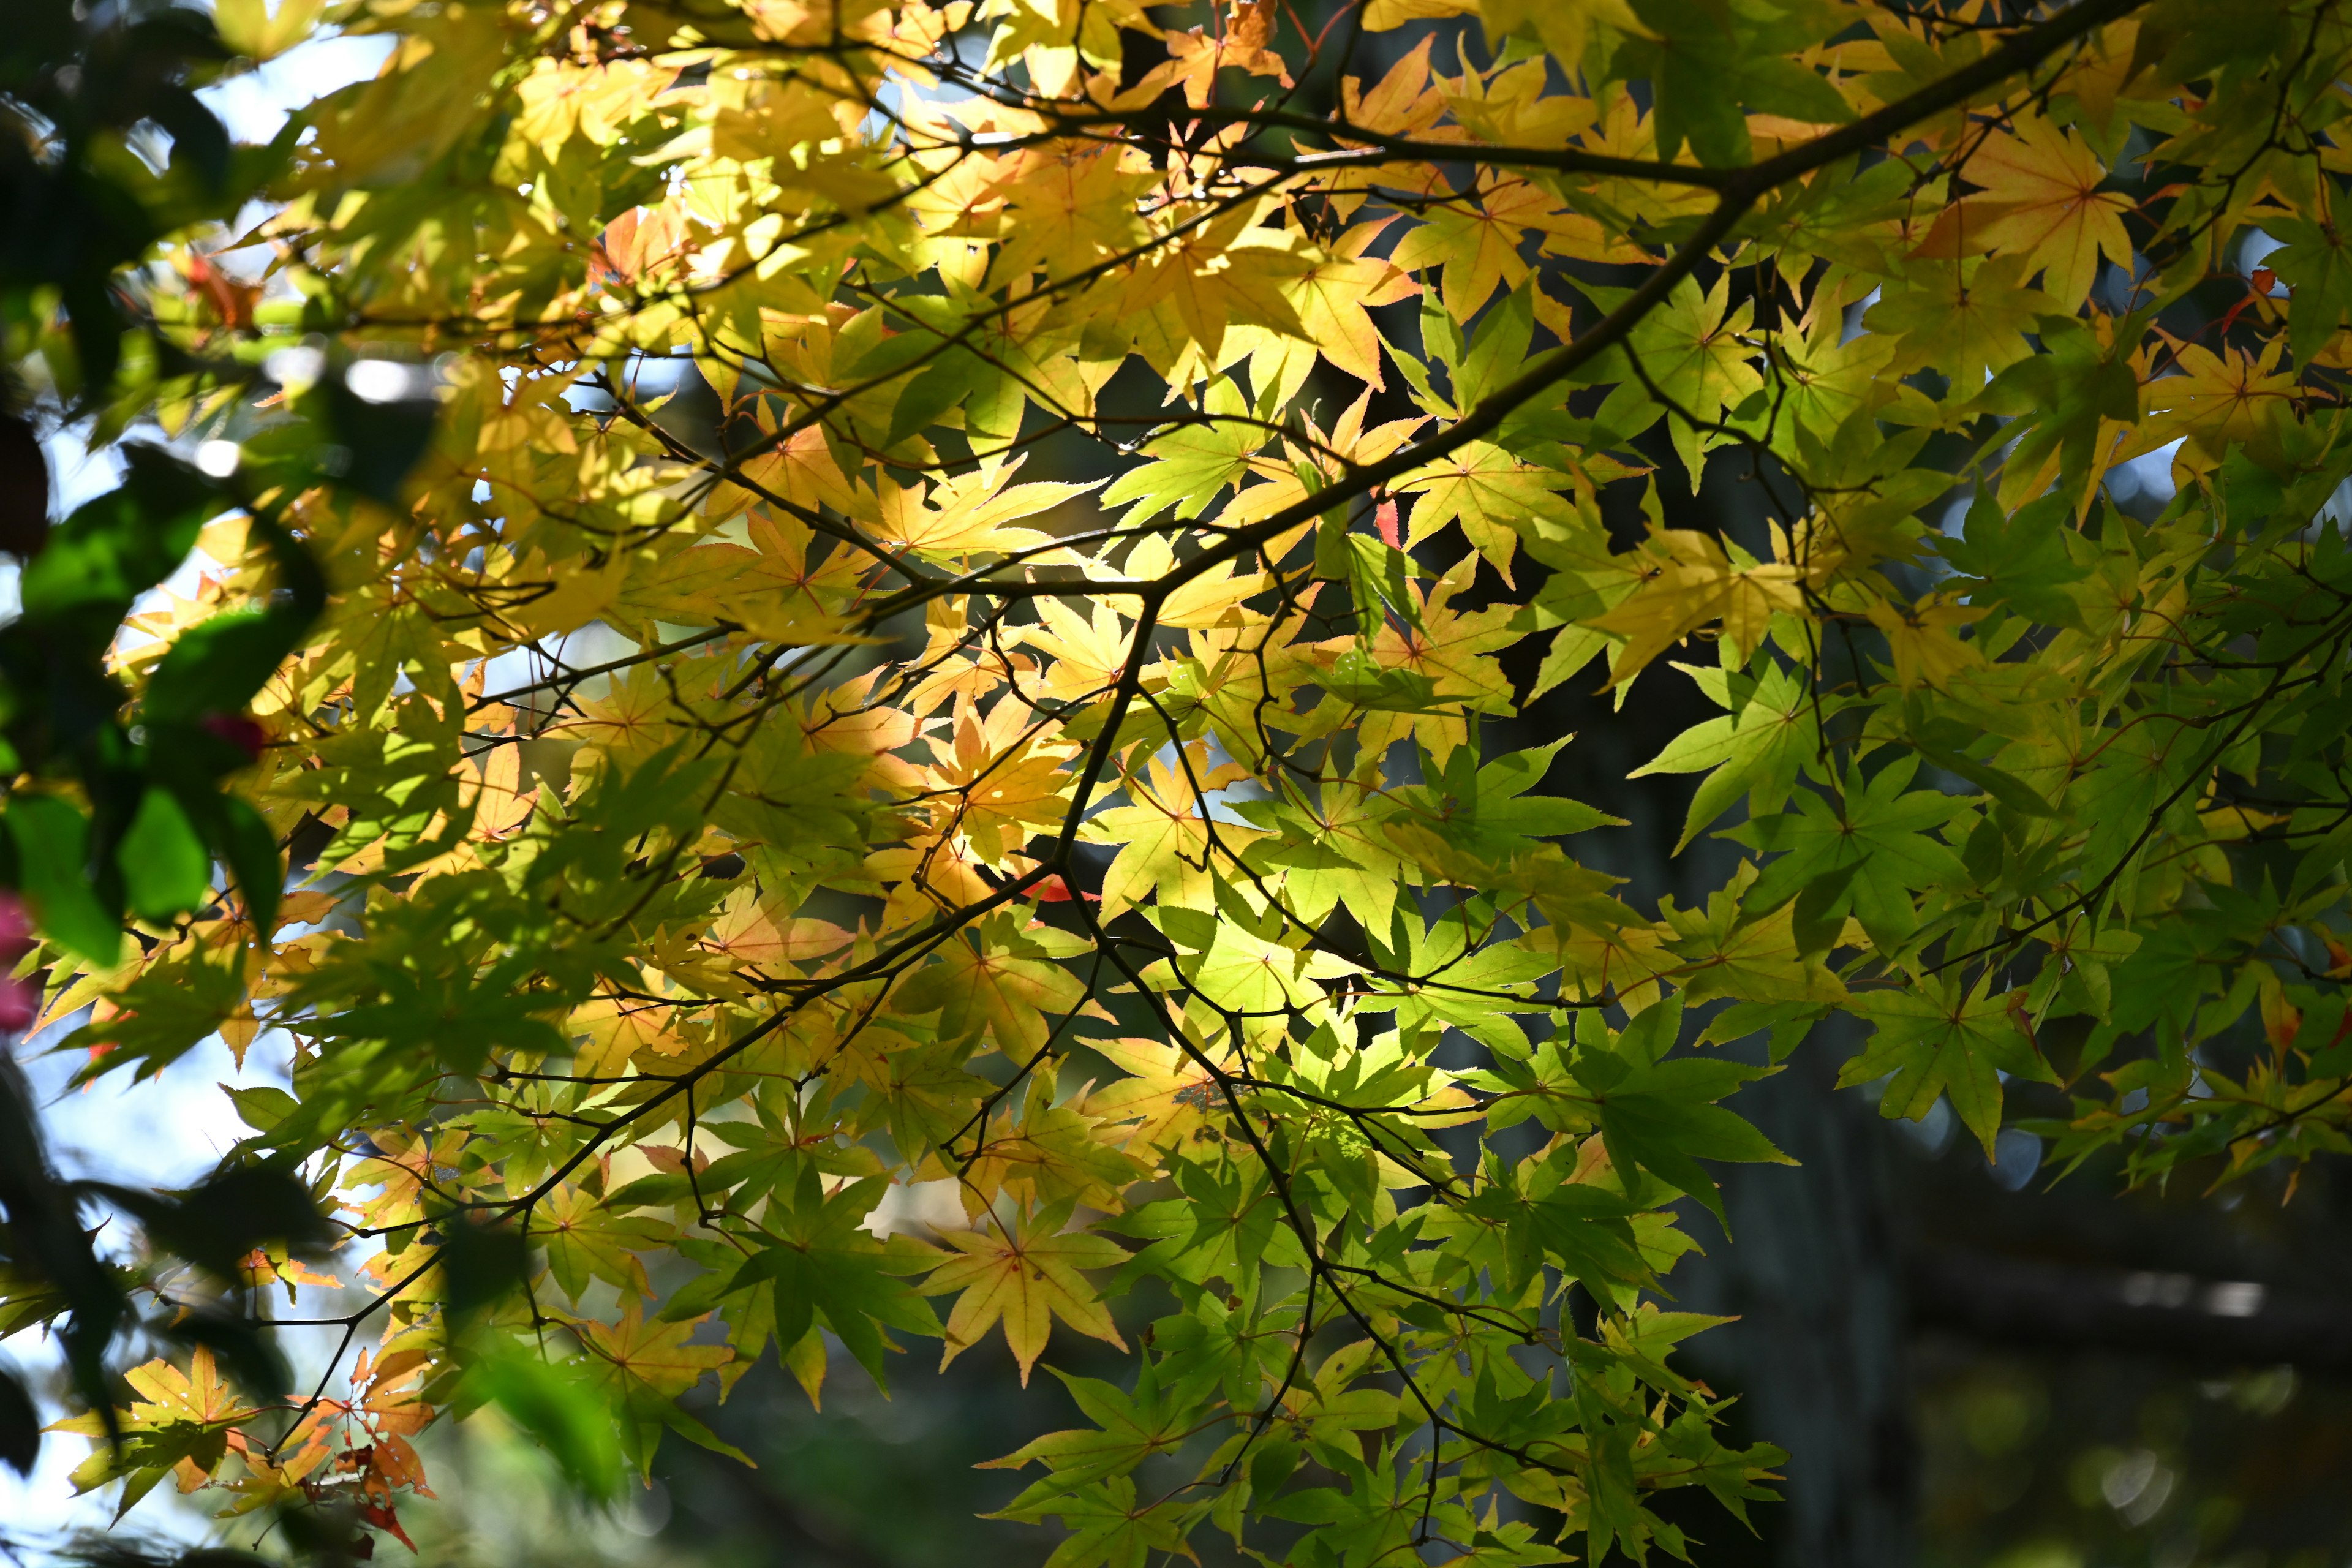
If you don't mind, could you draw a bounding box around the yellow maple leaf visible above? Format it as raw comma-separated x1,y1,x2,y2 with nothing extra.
924,1204,1129,1384
2136,334,2300,464
878,466,1099,558
124,1348,256,1428
578,1302,734,1399
1085,747,1254,919
1591,528,1807,685
1392,177,1591,320
1961,113,2135,309
1864,592,1987,692
565,662,684,764
1079,1035,1237,1155
1398,439,1569,582
1288,225,1421,389
1016,594,1135,704
924,698,1078,864
701,887,854,973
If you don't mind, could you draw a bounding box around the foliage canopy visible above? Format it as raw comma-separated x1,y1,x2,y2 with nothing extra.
6,0,2352,1561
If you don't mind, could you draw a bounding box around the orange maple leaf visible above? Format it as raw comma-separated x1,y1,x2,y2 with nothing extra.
1959,114,2134,308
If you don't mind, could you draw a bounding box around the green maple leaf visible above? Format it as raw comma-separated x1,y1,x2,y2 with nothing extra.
1839,979,2054,1156
1732,756,1969,951
1980,313,2141,486
981,1359,1205,1496
1564,1002,1793,1225
1936,489,2091,629
1098,377,1264,524
666,1169,938,1389
2257,217,2352,365
1632,660,1826,850
1615,0,1852,168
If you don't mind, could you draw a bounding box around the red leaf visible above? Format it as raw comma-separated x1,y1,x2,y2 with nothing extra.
361,1502,418,1553
1031,875,1099,904
2217,268,2281,337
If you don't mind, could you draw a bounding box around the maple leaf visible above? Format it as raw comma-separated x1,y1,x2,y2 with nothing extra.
1839,979,2055,1157
1397,440,1569,582
981,1362,1204,1492
837,1028,997,1150
573,1302,744,1467
673,1169,940,1388
1361,575,1521,712
1156,903,1362,1014
53,1348,261,1513
122,1348,256,1428
1563,1016,1792,1225
1084,747,1255,919
1591,528,1807,685
894,913,1098,1063
2136,334,2300,464
565,662,681,765
877,466,1100,558
1664,887,1848,1010
1733,758,1969,951
922,701,1079,865
1958,114,2135,308
1936,489,2092,629
1099,378,1267,526
537,1183,667,1302
1626,660,1824,848
1392,178,1591,320
1289,225,1422,389
1015,595,1135,704
1864,254,2054,388
1863,591,1988,693
239,1246,343,1302
924,1202,1129,1384
1077,1035,1236,1155
1615,272,1765,483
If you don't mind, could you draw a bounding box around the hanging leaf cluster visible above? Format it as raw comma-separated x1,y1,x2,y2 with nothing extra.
9,0,2352,1562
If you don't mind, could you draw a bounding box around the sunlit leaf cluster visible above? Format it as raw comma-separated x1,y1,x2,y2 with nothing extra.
11,0,2352,1562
